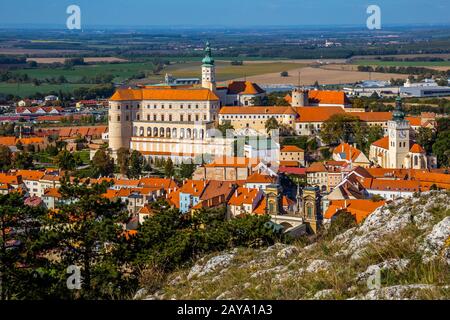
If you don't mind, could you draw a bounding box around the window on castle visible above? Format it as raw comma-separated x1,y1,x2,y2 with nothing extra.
153,115,157,121
117,115,120,121
137,114,140,121
147,115,150,121
161,115,164,121
169,114,172,121
117,106,120,110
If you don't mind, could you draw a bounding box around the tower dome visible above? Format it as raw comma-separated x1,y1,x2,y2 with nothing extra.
202,41,215,66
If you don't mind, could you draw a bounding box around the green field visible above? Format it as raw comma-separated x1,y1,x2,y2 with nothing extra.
1,60,304,97
163,61,304,82
352,60,450,67
0,83,88,96
10,62,157,83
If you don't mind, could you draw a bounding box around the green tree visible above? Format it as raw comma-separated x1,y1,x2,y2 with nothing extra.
14,151,34,169
432,131,450,167
128,150,144,178
41,178,133,299
179,161,196,179
265,117,280,135
54,150,77,170
0,145,12,170
0,193,46,300
320,113,362,145
164,158,175,178
416,127,435,154
217,121,234,136
116,147,130,176
91,149,114,177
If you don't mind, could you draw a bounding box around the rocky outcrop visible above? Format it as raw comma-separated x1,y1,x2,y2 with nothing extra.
137,191,450,300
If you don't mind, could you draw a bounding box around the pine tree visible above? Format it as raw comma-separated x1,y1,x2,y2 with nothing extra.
164,158,175,178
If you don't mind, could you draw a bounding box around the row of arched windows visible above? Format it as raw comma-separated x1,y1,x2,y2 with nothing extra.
133,126,205,139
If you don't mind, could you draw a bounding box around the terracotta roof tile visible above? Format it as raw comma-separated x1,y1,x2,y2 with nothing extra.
281,145,304,153
110,87,219,101
227,81,265,95
324,199,386,223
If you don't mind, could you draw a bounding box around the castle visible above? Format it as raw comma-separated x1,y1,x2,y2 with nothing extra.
108,42,264,164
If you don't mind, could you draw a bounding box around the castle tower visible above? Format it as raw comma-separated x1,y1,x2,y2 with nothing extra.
201,42,216,91
291,88,309,107
388,96,410,168
108,99,133,156
302,186,321,234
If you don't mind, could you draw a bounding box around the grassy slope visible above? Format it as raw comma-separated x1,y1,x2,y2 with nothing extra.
151,192,450,300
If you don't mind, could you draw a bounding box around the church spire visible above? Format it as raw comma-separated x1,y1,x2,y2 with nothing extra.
202,41,214,66
392,95,405,122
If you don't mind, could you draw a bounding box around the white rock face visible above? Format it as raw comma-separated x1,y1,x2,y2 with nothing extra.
313,289,335,299
306,259,331,273
188,252,234,280
277,245,299,259
356,259,410,282
419,216,450,264
361,284,443,300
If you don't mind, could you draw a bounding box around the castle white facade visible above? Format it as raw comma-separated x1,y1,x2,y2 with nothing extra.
108,42,238,164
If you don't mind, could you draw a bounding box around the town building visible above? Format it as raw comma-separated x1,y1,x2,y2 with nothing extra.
332,143,370,167
369,96,436,169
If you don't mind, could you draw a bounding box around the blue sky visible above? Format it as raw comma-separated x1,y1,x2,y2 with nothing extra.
0,0,449,27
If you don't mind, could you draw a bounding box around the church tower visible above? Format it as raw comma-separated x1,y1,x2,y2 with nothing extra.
201,41,216,91
265,184,281,215
388,96,410,168
302,186,321,234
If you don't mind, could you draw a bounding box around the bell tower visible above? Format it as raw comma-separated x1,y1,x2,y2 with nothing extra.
201,41,216,91
264,184,281,215
388,96,410,168
302,186,321,234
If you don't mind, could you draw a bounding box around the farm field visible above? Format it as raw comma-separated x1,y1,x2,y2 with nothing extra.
26,57,129,64
229,65,409,86
10,62,157,83
160,61,306,82
0,82,87,96
352,60,450,67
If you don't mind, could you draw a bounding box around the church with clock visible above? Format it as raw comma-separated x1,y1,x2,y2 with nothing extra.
369,96,436,169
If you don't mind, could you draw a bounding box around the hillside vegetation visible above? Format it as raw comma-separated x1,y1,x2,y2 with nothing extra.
136,191,450,300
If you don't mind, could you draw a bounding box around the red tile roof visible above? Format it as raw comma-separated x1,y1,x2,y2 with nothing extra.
306,162,328,173
372,136,389,150
333,143,362,162
410,144,425,153
110,87,219,101
281,145,304,153
308,90,350,105
295,107,345,122
245,172,276,184
324,199,386,223
226,81,265,95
